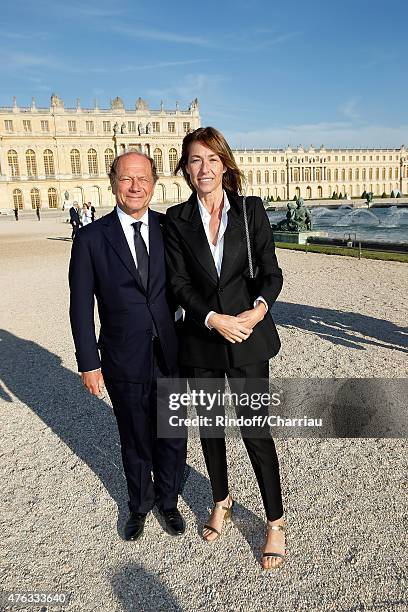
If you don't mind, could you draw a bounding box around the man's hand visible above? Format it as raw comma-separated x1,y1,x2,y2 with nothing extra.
81,369,105,398
207,313,253,344
236,302,267,330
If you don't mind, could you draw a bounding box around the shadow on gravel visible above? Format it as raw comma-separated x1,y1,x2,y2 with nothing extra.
0,329,129,530
180,463,267,565
273,302,408,353
111,562,183,611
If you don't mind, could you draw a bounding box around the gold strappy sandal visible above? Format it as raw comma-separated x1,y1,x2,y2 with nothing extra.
202,498,234,542
262,522,287,570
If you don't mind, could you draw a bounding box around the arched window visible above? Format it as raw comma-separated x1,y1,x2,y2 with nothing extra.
388,167,393,179
13,188,23,209
293,168,299,182
26,149,37,177
264,170,269,183
280,170,285,183
341,169,346,181
43,149,55,177
248,171,253,185
327,169,331,181
272,170,277,183
395,168,398,179
104,148,114,174
30,188,40,209
256,170,261,184
306,186,312,198
7,149,20,177
169,148,178,173
154,148,163,173
334,169,339,180
305,168,311,181
355,169,359,180
375,168,380,180
48,187,58,209
316,168,321,181
317,186,323,198
382,168,386,179
88,149,98,175
70,149,81,175
369,168,373,180
362,169,366,180
349,169,353,181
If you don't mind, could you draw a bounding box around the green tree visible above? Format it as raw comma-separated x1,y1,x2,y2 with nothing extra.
332,191,338,199
381,192,387,198
276,195,281,201
391,190,395,198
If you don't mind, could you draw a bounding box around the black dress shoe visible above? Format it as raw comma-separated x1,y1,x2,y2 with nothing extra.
159,507,185,536
124,512,147,541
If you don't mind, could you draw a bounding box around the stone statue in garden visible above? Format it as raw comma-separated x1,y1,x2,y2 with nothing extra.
273,198,312,232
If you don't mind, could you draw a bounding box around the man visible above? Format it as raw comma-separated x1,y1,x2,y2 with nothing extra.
69,151,186,541
89,203,96,222
69,201,81,239
36,203,41,221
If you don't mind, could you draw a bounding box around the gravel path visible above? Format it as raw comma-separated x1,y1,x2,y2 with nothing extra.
0,217,407,612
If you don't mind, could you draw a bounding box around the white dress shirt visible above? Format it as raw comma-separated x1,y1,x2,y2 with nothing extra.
116,205,149,264
197,192,267,329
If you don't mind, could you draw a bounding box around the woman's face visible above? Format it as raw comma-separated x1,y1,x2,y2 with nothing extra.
186,141,226,198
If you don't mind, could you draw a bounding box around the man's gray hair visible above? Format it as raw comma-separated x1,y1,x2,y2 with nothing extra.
108,150,158,184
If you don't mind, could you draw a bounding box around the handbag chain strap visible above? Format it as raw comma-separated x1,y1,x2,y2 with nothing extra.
242,196,255,279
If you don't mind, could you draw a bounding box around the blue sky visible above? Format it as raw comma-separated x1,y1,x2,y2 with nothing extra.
1,0,407,148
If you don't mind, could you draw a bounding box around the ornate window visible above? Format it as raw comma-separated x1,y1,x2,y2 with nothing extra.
30,188,40,209
395,168,399,179
41,120,49,132
326,169,331,181
293,168,299,182
341,169,346,181
153,148,163,173
168,122,175,133
265,170,269,183
248,171,253,185
70,149,81,175
256,170,261,184
104,148,114,174
272,170,277,183
26,149,37,177
13,188,23,209
48,187,58,209
103,121,111,133
68,120,77,133
7,149,20,177
334,169,339,180
382,168,386,179
86,121,94,133
183,122,191,133
87,148,98,175
23,120,32,132
389,168,393,179
5,119,13,132
152,122,160,133
349,169,353,181
362,169,367,179
281,170,285,183
43,149,55,177
316,168,321,181
169,148,178,173
355,169,359,180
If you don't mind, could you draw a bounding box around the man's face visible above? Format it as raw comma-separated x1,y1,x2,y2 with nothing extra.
111,153,155,218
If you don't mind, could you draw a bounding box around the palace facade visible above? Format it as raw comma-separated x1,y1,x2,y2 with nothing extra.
0,94,200,211
1,94,407,210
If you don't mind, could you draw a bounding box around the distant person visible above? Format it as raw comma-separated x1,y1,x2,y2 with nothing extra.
36,204,41,221
89,202,96,222
13,206,19,221
69,201,81,239
81,203,92,226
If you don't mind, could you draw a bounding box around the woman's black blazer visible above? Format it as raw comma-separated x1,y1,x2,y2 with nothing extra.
165,190,283,369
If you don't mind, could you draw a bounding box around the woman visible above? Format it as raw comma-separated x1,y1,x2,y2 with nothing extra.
81,203,92,226
165,127,286,570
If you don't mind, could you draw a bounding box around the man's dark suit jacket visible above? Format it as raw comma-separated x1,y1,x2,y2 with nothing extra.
69,208,178,382
165,191,283,369
69,206,81,226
